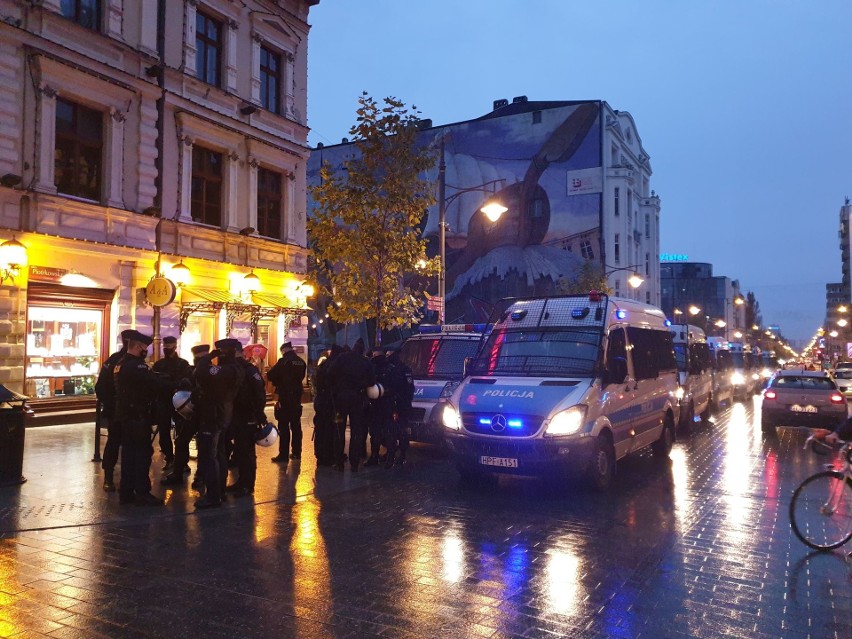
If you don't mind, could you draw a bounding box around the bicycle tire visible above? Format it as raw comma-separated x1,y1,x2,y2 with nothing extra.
789,470,852,551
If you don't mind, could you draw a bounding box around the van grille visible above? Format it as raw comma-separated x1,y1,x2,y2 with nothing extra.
462,412,543,437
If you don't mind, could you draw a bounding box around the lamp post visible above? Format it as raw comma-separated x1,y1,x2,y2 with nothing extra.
437,138,507,324
603,264,644,294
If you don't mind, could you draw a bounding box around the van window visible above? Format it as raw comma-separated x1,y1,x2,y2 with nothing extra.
690,342,710,373
606,328,627,367
674,343,688,372
468,327,602,377
627,327,677,380
398,336,481,380
715,350,733,372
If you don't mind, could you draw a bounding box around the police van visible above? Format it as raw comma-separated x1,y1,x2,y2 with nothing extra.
706,336,734,409
727,342,758,400
670,323,713,429
397,324,486,442
441,294,679,490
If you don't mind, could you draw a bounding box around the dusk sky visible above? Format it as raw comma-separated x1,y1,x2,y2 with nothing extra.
305,1,852,345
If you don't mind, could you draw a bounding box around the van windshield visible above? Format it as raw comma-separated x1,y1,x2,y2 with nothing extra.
398,336,481,380
731,352,745,368
467,327,602,377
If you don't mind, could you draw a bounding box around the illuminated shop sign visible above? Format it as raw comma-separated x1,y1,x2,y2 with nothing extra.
660,253,689,262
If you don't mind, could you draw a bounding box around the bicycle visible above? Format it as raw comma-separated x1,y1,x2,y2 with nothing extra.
789,430,852,551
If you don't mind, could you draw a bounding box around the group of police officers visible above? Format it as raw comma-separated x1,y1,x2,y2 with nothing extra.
94,330,414,509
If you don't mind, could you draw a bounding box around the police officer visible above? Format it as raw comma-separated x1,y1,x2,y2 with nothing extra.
152,336,190,472
365,351,392,466
226,342,267,496
160,344,207,487
313,345,342,466
194,338,244,509
327,340,376,472
385,349,415,467
266,341,307,463
94,328,134,492
114,330,167,506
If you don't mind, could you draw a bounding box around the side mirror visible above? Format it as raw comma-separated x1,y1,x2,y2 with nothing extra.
606,356,628,385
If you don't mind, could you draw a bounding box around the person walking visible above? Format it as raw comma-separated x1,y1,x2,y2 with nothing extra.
226,343,267,496
267,341,307,464
114,330,167,506
193,338,244,509
95,329,133,492
151,335,190,472
327,340,376,472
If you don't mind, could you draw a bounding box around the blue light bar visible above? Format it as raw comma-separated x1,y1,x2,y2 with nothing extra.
507,419,523,428
615,310,627,320
571,308,590,319
664,319,672,327
478,417,491,425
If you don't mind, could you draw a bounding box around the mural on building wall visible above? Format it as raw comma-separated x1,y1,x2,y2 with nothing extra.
308,101,603,323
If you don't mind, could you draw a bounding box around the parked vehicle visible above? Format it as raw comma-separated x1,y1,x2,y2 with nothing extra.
728,342,759,400
832,367,852,398
670,323,713,429
706,337,734,410
442,293,679,490
758,351,779,387
396,324,485,442
761,369,849,434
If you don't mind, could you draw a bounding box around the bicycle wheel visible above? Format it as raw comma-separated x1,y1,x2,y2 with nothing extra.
789,471,852,551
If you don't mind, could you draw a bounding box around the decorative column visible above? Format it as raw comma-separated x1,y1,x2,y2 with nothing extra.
105,108,126,209
225,150,240,230
249,33,262,105
34,84,58,195
284,51,296,119
225,20,239,93
177,133,194,221
247,157,259,230
183,0,198,78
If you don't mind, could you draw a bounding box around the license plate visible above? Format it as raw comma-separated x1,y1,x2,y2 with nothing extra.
790,404,818,413
479,456,518,468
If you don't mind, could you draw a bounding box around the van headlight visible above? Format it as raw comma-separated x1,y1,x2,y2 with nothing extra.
674,387,685,400
544,405,587,437
731,371,745,385
442,403,461,431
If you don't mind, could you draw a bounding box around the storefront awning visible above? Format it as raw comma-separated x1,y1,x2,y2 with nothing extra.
251,292,312,313
181,287,242,305
178,288,310,338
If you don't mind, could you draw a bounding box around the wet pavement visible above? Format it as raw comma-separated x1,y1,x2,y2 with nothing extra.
0,399,850,638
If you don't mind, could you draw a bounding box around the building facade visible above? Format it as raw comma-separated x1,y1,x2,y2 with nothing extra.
660,262,745,340
0,0,318,403
308,98,661,326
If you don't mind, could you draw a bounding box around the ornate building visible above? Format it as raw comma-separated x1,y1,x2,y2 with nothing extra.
0,0,318,410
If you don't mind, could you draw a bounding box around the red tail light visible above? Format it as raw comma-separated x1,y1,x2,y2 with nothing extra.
830,393,845,405
764,390,777,400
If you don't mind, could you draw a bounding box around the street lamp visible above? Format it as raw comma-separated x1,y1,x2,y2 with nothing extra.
604,264,644,292
437,138,506,323
688,305,701,316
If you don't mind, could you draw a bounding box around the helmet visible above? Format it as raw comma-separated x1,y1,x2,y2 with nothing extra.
366,383,384,399
172,390,194,419
255,422,279,447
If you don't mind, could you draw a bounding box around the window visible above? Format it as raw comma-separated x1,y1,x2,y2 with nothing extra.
191,146,222,226
54,98,103,200
627,327,676,380
532,110,542,124
260,46,281,114
606,328,627,375
580,240,594,260
645,252,650,276
257,167,282,238
196,11,222,86
645,213,650,238
61,0,100,30
614,234,620,264
614,187,620,216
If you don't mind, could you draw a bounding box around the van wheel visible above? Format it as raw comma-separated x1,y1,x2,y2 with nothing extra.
587,435,615,491
652,414,675,458
679,402,694,432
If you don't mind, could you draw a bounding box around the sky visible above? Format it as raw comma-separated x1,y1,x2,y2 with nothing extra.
304,0,852,345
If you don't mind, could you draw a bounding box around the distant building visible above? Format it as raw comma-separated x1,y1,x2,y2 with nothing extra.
0,1,318,402
660,262,745,339
308,98,661,324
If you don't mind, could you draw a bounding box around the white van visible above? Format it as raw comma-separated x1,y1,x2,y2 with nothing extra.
727,342,759,400
670,324,713,429
706,337,734,409
397,324,485,442
442,293,679,490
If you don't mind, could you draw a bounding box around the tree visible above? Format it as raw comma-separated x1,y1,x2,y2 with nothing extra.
309,93,439,347
555,261,612,295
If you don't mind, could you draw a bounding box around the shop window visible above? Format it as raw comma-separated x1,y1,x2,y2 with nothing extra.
55,97,103,201
260,46,281,114
61,0,100,30
196,11,223,87
257,166,282,238
191,146,223,226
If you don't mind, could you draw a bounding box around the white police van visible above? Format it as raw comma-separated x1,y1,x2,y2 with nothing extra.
441,294,679,490
706,336,734,409
397,324,486,442
670,323,713,429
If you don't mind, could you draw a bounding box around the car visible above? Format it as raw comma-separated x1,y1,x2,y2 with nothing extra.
760,369,849,434
833,368,852,397
835,361,852,371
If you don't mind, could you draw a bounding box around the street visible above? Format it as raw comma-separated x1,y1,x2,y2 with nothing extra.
0,400,850,639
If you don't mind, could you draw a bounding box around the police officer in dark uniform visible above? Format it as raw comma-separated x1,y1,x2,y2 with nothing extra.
95,328,134,492
365,351,392,466
226,342,267,496
152,335,190,471
327,340,376,472
114,330,167,506
266,341,307,463
385,349,415,467
313,345,342,466
160,344,208,487
194,338,244,509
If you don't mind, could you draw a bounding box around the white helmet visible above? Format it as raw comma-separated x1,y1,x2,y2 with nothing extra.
172,390,194,419
255,422,279,447
366,383,384,399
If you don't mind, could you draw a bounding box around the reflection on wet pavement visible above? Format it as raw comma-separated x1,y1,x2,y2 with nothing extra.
0,397,850,638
